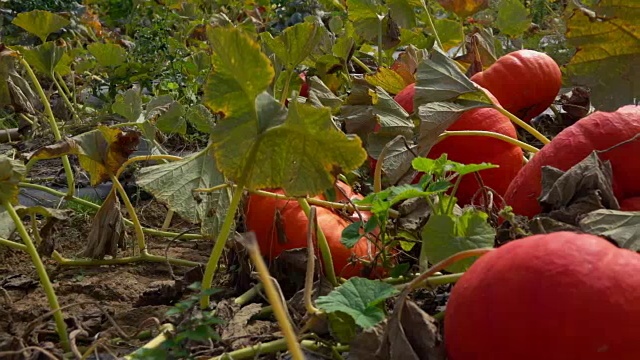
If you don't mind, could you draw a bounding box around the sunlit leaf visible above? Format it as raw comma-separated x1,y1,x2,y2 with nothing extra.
19,42,64,77
564,0,640,111
347,0,387,43
12,10,70,43
28,126,141,186
261,20,330,70
365,67,409,94
433,19,464,51
87,43,127,68
112,89,143,122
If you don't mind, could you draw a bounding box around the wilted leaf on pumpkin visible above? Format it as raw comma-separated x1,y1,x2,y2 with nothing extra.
376,299,445,360
112,89,143,122
87,43,127,68
365,67,409,94
203,27,274,119
0,155,26,205
261,20,330,70
136,146,231,237
12,10,70,43
413,47,481,104
0,46,40,113
82,190,125,259
28,126,140,186
421,208,495,273
495,0,530,37
454,28,498,74
564,0,640,111
437,0,488,17
18,42,65,77
316,277,399,329
579,210,640,251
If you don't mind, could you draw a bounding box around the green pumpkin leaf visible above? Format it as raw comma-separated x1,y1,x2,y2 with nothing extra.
564,0,640,111
19,42,65,77
495,0,530,38
365,67,409,94
387,0,421,29
203,27,274,119
433,18,464,52
87,43,127,68
12,10,70,43
146,95,186,135
261,20,330,70
0,156,27,205
316,277,399,329
136,147,231,237
112,89,143,122
347,0,387,43
421,209,495,273
205,27,366,196
186,104,215,134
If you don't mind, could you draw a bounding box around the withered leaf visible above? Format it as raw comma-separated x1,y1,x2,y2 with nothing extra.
82,190,125,259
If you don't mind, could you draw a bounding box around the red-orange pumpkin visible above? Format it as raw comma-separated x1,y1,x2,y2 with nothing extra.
393,83,524,205
244,182,380,279
444,231,640,360
470,49,562,123
504,105,640,218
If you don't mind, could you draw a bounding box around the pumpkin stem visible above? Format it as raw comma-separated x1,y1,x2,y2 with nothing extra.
439,130,540,153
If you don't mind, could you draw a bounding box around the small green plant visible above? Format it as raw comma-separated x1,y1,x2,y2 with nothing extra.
129,282,224,360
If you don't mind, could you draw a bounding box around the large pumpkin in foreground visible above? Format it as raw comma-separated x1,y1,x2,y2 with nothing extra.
504,105,640,217
444,231,640,360
470,49,562,122
394,83,523,205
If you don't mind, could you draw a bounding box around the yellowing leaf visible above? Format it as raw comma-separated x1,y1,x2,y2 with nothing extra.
437,0,489,17
564,0,640,111
28,126,140,186
365,67,409,94
0,156,26,205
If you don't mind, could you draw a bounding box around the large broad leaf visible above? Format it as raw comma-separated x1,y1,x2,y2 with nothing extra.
316,277,399,329
579,210,640,251
18,42,65,77
365,67,409,95
261,20,330,70
11,10,70,43
347,0,388,43
186,104,215,133
204,27,367,196
87,43,127,68
421,208,495,273
136,147,231,236
0,156,26,205
204,27,274,119
564,1,640,111
494,0,530,37
145,95,186,135
28,126,141,186
387,0,422,29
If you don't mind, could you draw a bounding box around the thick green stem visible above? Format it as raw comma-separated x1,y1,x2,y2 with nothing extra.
19,56,75,198
124,323,175,360
18,182,203,240
0,237,28,251
51,251,199,267
2,199,69,350
297,198,338,286
111,176,147,253
377,14,384,67
351,56,374,74
200,180,245,309
280,70,295,106
439,130,540,153
243,235,305,360
410,248,492,292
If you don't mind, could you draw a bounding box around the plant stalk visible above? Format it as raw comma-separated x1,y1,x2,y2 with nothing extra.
298,198,338,286
2,199,69,350
439,130,540,153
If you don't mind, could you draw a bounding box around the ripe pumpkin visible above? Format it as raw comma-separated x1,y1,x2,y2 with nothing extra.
444,231,640,360
244,182,380,279
470,49,562,122
504,105,640,218
392,83,524,205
